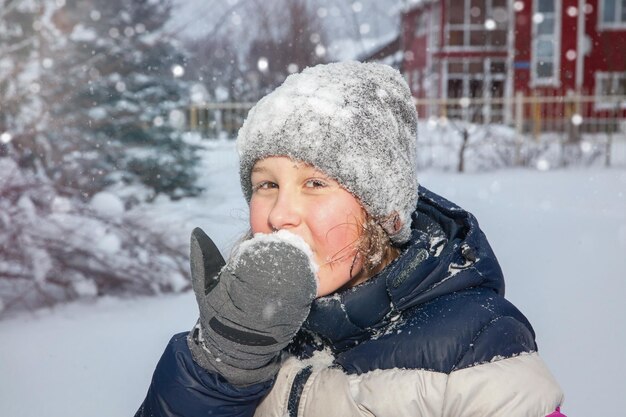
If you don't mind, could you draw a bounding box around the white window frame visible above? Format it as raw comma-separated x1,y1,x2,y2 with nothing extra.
415,11,429,37
443,0,509,52
419,4,441,117
412,68,420,94
442,58,508,122
429,5,441,51
598,0,626,30
425,61,441,103
530,0,561,87
594,72,626,110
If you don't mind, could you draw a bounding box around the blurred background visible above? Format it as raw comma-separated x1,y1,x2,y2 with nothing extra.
1,1,625,416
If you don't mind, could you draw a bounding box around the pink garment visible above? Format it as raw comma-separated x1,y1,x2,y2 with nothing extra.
546,407,566,416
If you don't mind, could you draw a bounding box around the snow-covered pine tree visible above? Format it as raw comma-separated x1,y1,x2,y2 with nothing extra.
0,1,193,316
19,0,200,201
0,0,42,163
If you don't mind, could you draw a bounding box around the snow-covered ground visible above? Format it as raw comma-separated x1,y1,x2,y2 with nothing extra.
1,139,625,417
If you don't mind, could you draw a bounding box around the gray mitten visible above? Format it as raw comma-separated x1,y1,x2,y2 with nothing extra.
187,228,318,386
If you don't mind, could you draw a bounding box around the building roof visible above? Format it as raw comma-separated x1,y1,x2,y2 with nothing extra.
398,0,434,14
359,34,401,64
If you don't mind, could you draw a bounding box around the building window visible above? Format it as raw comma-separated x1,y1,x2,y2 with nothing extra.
444,59,507,122
599,0,626,29
595,72,626,109
444,0,508,49
429,6,441,50
412,69,421,94
531,0,560,86
415,12,429,37
425,62,440,99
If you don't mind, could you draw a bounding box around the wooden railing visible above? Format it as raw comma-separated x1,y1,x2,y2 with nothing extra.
413,94,626,139
183,94,626,140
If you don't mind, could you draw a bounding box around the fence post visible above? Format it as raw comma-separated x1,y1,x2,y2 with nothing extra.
532,91,541,140
515,92,524,165
567,90,581,143
189,106,198,131
606,99,617,167
215,106,223,138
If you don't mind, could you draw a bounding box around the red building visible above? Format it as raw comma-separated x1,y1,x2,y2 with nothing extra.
400,0,626,125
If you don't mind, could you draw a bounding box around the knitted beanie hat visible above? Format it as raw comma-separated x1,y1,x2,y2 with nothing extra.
237,61,418,244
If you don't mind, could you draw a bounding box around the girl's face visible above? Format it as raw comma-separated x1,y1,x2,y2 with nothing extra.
249,156,365,297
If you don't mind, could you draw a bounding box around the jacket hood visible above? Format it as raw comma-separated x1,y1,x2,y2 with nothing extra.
302,186,505,352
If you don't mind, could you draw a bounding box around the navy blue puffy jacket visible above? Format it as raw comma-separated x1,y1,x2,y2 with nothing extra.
135,187,560,417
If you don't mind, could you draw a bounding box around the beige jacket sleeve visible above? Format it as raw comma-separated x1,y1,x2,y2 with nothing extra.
442,353,564,417
254,353,563,417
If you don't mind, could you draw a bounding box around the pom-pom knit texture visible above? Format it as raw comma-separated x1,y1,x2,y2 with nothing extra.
237,61,419,244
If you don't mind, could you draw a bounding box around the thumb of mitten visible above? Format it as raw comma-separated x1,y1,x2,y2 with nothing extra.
189,227,225,306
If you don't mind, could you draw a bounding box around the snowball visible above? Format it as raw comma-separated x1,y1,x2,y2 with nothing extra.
31,247,52,283
72,279,98,297
91,192,124,215
17,195,37,221
51,196,72,213
98,233,121,254
166,271,188,292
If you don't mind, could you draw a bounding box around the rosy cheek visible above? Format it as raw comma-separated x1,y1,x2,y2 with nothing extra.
249,199,271,234
323,224,360,262
310,201,362,262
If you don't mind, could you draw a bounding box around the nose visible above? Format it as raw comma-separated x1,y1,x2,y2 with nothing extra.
268,190,301,231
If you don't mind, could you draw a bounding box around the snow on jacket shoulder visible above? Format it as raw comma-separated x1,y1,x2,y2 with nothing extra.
255,187,565,417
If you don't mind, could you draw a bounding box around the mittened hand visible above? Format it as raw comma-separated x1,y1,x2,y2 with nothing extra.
187,228,318,386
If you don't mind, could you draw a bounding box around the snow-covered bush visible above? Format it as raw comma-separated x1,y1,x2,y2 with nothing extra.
0,157,190,317
416,119,612,172
417,120,519,172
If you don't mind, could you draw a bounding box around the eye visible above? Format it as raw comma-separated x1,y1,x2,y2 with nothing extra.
304,179,327,188
252,181,278,192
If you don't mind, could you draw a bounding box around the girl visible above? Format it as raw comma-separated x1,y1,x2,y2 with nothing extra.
136,61,565,416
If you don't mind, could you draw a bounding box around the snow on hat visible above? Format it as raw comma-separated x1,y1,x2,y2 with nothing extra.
237,61,418,244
